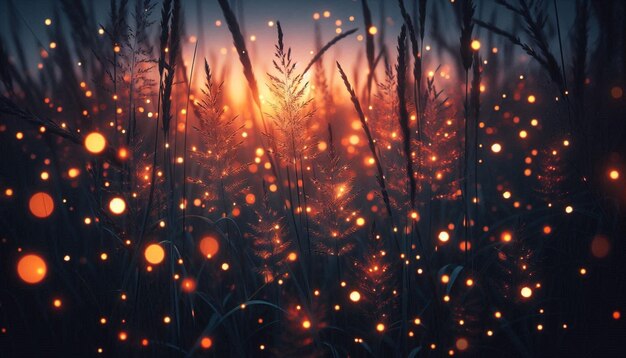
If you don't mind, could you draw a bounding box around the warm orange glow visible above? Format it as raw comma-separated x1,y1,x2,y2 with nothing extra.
200,337,213,349
356,217,365,226
53,298,62,308
438,231,450,243
501,231,512,242
144,243,165,264
470,40,481,51
491,143,502,153
591,235,610,258
84,132,106,154
376,323,385,332
349,291,361,302
199,236,219,258
29,192,54,218
613,311,621,320
455,338,469,351
520,286,533,298
302,320,311,329
17,254,47,284
181,277,197,293
109,197,126,215
609,170,619,180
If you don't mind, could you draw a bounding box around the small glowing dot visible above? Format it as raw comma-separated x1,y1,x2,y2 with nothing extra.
44,18,52,26
376,323,385,332
491,143,502,153
53,299,62,308
470,40,481,51
527,95,536,103
356,217,365,226
609,170,619,180
368,26,378,35
302,320,311,329
565,206,573,214
521,286,533,298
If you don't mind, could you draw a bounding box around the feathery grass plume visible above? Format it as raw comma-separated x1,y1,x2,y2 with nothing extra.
337,61,393,220
249,182,292,283
302,28,358,76
216,0,262,113
571,0,589,119
361,0,376,102
310,124,357,259
191,60,246,216
474,0,565,96
266,22,314,167
396,25,417,209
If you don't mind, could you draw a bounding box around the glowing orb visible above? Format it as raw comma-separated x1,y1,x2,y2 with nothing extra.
456,338,469,351
349,290,361,302
438,231,450,243
200,337,213,349
491,143,502,153
199,236,219,259
302,320,311,329
520,286,533,298
181,278,197,293
609,170,619,180
356,217,365,226
29,192,54,218
17,254,47,284
591,235,610,258
376,323,385,332
108,197,126,215
144,243,165,265
84,132,106,154
470,40,481,51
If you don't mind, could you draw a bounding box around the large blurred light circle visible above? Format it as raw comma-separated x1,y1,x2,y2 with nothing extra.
144,243,165,264
29,192,54,218
17,254,47,284
84,132,106,154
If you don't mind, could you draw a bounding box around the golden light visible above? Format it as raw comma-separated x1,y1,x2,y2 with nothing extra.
17,254,47,284
520,286,533,298
565,206,573,214
68,168,80,178
491,143,502,153
53,299,62,308
376,323,385,332
470,40,481,51
609,170,619,180
438,231,450,243
368,26,378,35
455,338,469,351
144,243,165,265
199,236,219,258
302,320,311,329
84,132,106,154
501,231,512,242
356,217,365,226
613,311,621,320
29,192,54,218
108,197,126,215
349,290,361,302
527,95,536,103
